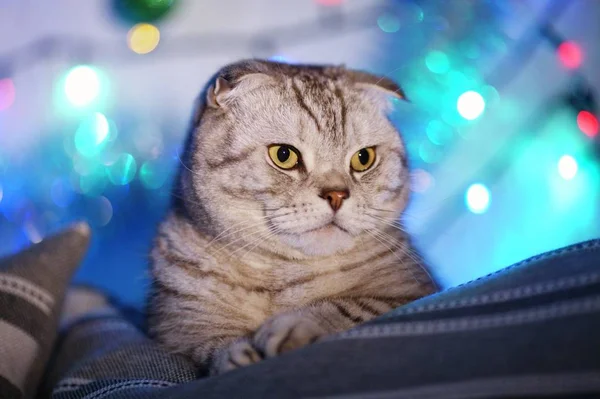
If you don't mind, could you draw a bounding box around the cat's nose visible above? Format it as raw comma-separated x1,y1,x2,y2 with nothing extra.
319,189,349,212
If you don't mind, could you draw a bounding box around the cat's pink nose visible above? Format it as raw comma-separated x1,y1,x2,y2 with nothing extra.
320,189,349,212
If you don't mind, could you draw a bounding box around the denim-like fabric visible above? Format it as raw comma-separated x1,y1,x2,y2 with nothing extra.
49,239,600,399
160,239,600,399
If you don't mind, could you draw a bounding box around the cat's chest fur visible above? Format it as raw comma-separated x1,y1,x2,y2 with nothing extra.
208,244,397,313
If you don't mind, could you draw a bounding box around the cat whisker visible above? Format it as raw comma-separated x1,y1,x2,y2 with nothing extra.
366,207,420,224
363,213,405,233
367,207,398,214
363,229,420,285
369,228,435,285
237,227,283,262
228,227,282,261
176,152,201,178
207,212,294,249
169,191,285,212
204,219,260,248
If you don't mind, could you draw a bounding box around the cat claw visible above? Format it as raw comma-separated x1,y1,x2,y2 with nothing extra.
253,313,326,358
211,338,262,375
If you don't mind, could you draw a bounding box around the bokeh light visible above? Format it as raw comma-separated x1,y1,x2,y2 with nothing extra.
0,78,16,111
425,51,449,74
411,169,434,193
107,153,137,185
140,160,169,189
577,111,599,137
426,120,453,145
64,65,102,107
465,183,491,214
418,141,444,164
557,41,583,70
377,13,401,33
127,23,160,54
50,178,75,208
0,183,3,205
96,196,113,227
79,170,108,196
457,90,485,120
269,55,293,63
314,0,343,6
558,155,578,180
75,113,111,157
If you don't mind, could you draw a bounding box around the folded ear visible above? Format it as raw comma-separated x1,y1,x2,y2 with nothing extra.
347,70,408,102
206,76,233,108
205,60,276,109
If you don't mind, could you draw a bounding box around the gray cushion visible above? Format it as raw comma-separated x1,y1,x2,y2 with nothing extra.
0,224,90,399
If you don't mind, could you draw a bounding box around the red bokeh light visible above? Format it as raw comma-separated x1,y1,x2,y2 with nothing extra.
557,41,583,69
0,78,16,111
314,0,344,6
577,111,599,138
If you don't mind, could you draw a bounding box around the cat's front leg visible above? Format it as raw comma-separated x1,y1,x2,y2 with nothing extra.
253,312,327,357
253,297,388,358
210,337,263,375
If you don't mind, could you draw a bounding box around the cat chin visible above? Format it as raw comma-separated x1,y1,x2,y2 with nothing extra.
277,226,356,257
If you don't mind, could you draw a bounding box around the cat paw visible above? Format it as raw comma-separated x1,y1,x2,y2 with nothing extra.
253,313,326,358
210,338,263,375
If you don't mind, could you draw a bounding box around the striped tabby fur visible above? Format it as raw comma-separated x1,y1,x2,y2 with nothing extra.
148,59,437,375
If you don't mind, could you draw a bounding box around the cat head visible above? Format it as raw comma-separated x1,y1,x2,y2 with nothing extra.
179,59,410,258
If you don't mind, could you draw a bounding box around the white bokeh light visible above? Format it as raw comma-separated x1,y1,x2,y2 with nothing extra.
64,65,101,107
558,155,578,180
457,91,486,120
465,183,491,214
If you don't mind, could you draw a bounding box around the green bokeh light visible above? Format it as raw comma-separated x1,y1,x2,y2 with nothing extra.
425,51,450,74
140,160,169,189
79,173,108,196
107,153,137,185
75,113,110,157
418,141,444,163
446,70,469,89
481,85,500,107
459,42,480,59
377,13,401,33
426,120,453,145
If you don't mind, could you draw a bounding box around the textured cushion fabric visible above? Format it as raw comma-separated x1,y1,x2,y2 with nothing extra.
47,288,198,399
45,239,600,398
0,224,90,399
156,239,600,399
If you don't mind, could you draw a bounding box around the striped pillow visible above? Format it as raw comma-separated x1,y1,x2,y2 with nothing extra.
0,223,90,399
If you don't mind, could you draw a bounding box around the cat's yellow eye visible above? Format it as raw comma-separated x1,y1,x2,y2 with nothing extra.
268,145,300,170
350,147,376,172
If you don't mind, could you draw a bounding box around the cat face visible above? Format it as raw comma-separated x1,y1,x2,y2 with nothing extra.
185,61,410,258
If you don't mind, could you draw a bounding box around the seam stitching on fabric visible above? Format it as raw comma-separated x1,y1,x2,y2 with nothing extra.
334,295,600,339
439,240,600,295
0,275,53,314
81,380,174,399
383,271,600,317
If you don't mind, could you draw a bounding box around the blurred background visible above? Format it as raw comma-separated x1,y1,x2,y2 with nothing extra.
0,0,598,310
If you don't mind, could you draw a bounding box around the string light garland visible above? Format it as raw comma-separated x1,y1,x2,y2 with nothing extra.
417,1,598,245
111,0,178,25
0,3,380,78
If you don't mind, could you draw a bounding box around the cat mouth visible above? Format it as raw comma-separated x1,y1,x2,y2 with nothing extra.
302,221,350,235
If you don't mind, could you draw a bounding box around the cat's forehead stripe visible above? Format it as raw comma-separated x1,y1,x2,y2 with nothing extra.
291,80,323,133
290,74,348,144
